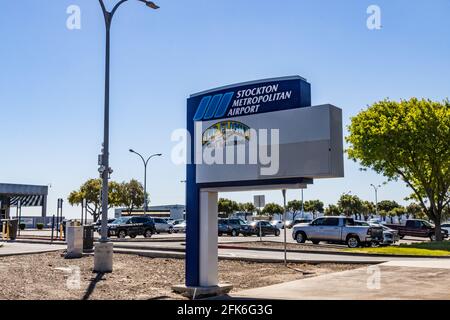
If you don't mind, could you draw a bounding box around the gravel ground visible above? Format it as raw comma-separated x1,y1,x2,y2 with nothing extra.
0,251,363,300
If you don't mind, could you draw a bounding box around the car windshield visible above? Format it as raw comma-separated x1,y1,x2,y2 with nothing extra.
422,220,434,227
111,218,129,224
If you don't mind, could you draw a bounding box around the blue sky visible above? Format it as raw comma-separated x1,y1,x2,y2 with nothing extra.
1,0,449,218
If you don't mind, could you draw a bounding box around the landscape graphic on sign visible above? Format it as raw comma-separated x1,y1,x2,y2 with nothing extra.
202,121,251,148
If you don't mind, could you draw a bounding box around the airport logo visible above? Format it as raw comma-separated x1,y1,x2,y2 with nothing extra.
193,92,235,121
193,83,294,121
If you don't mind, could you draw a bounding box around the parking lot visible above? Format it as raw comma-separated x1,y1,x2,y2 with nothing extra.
19,227,427,245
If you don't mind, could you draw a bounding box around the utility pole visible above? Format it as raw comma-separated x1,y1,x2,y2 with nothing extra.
282,189,287,267
370,184,381,217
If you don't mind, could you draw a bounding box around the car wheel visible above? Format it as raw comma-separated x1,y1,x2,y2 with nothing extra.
144,229,153,238
129,234,136,239
231,229,238,237
346,235,360,248
430,234,437,241
295,232,306,243
168,228,174,234
399,235,405,239
117,230,127,239
275,229,280,236
312,240,320,245
218,232,223,236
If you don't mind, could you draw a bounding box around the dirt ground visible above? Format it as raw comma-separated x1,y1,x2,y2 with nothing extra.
0,252,363,300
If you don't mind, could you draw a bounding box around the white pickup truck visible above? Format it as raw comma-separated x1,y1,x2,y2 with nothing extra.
292,216,383,248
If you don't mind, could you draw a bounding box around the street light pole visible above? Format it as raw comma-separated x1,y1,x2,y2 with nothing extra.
95,0,159,273
129,150,162,215
370,184,381,217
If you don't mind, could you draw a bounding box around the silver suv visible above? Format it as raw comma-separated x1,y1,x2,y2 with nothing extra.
292,216,383,248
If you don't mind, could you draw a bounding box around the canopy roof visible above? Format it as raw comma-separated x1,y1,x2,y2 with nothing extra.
0,183,48,207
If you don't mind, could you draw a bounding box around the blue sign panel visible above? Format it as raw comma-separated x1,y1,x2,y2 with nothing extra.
188,76,311,122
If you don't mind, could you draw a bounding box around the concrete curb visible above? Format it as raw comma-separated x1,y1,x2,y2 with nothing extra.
113,244,185,252
0,249,64,258
217,244,450,259
14,239,66,245
112,248,379,264
14,239,450,260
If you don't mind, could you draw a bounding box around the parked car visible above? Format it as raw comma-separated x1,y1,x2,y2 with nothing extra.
285,220,294,229
283,219,312,230
270,220,285,229
153,217,174,234
249,221,281,237
94,219,116,234
355,221,399,246
292,216,383,248
368,218,385,225
172,220,186,233
379,224,400,245
385,219,448,241
441,223,450,234
170,219,184,226
218,218,251,236
107,216,156,239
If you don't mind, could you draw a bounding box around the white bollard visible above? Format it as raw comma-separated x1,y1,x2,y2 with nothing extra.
65,223,83,259
94,242,113,273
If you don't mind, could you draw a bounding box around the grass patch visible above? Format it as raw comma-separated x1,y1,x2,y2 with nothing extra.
345,241,450,257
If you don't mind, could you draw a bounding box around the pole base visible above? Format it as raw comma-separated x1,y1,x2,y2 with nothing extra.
172,283,233,299
94,242,113,273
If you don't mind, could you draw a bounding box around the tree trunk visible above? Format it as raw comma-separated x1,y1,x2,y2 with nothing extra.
433,213,443,241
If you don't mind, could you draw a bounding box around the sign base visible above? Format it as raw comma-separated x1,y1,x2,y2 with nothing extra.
172,283,233,299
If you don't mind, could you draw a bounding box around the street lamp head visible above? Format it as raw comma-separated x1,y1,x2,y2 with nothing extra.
129,149,135,153
156,153,162,157
139,0,160,9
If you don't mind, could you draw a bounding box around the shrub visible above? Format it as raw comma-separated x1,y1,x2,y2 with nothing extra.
19,223,26,230
36,223,44,230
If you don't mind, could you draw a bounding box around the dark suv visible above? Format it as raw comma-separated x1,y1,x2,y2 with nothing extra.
249,221,281,237
107,216,156,239
218,218,251,237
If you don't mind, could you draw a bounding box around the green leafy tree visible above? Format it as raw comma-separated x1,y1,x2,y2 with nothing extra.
406,203,426,219
304,200,324,219
361,201,375,220
287,200,303,220
325,204,341,216
241,202,256,214
347,98,450,240
218,198,239,215
68,178,122,222
337,194,362,219
262,203,284,217
377,200,400,213
389,206,406,223
119,179,145,215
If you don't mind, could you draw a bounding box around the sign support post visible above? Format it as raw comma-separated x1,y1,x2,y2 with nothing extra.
282,189,287,266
